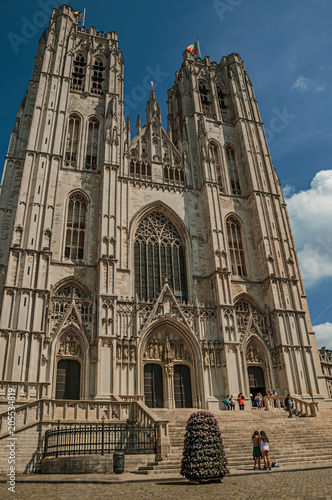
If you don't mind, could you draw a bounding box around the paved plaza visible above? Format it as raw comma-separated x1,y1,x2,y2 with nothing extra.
0,467,332,499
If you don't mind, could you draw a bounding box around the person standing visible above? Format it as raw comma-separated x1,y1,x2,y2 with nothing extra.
260,430,272,470
239,393,245,410
255,393,262,409
284,394,293,418
223,395,230,410
229,395,236,410
252,430,261,470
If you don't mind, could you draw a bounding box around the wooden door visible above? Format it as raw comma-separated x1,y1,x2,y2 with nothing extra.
56,359,81,400
144,364,164,408
174,365,192,408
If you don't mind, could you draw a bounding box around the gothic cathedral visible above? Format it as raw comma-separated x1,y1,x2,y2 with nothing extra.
0,5,328,411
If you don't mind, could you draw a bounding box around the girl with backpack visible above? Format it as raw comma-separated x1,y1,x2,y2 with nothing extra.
260,430,272,470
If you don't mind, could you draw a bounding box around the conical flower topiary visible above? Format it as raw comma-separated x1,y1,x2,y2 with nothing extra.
181,411,229,481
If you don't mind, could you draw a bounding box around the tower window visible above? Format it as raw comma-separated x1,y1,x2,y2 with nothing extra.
226,215,247,277
85,118,100,170
91,58,105,94
134,211,187,301
217,87,227,109
65,114,81,167
64,192,87,260
71,52,86,91
199,80,211,115
226,146,242,195
210,142,224,190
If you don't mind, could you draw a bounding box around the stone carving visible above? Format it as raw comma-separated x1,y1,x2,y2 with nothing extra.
246,344,263,364
143,332,191,362
58,331,83,359
116,338,136,364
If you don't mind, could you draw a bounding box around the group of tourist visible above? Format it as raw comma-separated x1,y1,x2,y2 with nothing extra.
252,430,272,470
223,393,245,410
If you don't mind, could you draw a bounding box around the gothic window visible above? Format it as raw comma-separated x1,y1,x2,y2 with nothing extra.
129,159,152,179
141,138,147,155
226,216,247,276
217,86,227,109
226,146,242,195
71,52,86,91
209,141,223,190
91,58,105,94
134,211,187,301
163,159,185,184
65,114,81,167
198,80,211,115
64,192,88,260
85,118,100,170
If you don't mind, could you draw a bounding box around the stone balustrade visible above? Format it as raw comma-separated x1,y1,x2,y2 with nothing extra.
0,398,170,457
263,395,319,417
0,382,50,402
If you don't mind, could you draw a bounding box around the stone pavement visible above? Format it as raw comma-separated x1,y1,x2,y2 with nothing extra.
0,465,332,499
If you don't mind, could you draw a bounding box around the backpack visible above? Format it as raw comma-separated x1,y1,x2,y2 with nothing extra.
223,398,229,405
288,398,293,409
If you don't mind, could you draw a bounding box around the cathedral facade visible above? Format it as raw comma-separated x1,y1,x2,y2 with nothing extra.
0,5,328,411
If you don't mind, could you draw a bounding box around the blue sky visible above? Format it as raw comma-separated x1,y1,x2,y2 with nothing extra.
0,0,331,347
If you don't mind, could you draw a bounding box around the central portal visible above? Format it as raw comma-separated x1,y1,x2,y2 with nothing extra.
248,366,266,400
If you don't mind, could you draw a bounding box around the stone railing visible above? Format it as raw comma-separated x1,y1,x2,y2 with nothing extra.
0,382,50,402
0,398,170,457
263,395,319,417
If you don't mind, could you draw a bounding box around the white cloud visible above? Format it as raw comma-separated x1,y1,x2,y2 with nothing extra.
291,75,325,92
285,170,332,287
291,75,310,91
282,184,295,197
313,322,332,349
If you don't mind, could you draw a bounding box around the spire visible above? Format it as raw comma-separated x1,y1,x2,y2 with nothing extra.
145,82,161,123
136,114,141,136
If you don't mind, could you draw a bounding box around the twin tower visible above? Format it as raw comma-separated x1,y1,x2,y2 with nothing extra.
0,5,328,410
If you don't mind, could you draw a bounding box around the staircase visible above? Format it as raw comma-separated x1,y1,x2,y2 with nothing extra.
137,408,332,474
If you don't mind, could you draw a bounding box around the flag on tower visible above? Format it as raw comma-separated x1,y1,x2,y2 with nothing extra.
186,41,199,56
74,11,83,23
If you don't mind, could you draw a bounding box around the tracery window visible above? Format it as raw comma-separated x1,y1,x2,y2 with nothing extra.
85,118,100,170
129,159,152,179
226,216,247,276
65,114,81,167
163,159,185,184
217,87,227,109
64,192,88,260
199,80,211,115
71,53,86,91
226,146,242,195
210,141,224,190
134,211,187,301
91,58,105,94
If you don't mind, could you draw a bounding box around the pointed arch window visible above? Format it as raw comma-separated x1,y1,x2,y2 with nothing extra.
134,211,187,301
65,114,81,167
71,52,86,91
198,80,211,115
85,118,100,170
210,141,223,190
64,192,88,260
226,216,247,276
217,86,227,109
91,58,105,95
226,146,242,195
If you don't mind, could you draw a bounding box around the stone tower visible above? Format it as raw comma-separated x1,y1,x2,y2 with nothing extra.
0,5,328,410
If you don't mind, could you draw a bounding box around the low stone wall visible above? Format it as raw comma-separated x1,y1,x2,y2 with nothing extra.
41,453,156,474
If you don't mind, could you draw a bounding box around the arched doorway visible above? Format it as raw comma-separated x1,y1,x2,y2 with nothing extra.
144,364,164,408
174,365,192,408
56,359,81,399
142,325,197,409
248,366,266,400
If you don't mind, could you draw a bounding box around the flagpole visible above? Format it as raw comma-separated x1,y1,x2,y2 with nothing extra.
197,38,201,58
82,8,86,26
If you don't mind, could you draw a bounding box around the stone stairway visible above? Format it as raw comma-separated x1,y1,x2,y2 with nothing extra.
137,408,332,474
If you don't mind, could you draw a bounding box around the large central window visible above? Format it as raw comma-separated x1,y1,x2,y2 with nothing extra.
134,211,187,301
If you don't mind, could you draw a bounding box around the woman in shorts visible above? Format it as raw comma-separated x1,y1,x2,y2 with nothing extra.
260,430,272,470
